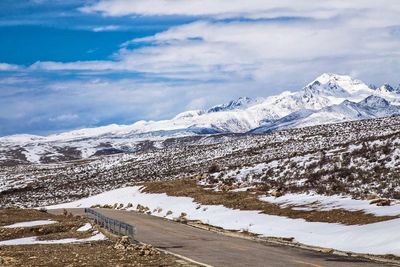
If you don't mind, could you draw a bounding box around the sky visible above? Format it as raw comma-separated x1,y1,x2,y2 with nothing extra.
1,0,400,136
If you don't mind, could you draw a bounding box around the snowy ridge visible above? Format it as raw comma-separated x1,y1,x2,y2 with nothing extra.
252,95,400,133
1,73,400,163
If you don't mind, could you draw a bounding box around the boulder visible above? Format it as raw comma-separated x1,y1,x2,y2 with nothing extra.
270,191,282,197
136,204,150,213
366,194,378,200
369,198,391,206
114,236,131,250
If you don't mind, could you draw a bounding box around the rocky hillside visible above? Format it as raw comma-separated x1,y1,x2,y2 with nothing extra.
1,116,400,207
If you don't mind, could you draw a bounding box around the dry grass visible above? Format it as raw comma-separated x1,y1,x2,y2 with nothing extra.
0,241,186,267
143,179,397,225
0,208,189,267
0,209,91,241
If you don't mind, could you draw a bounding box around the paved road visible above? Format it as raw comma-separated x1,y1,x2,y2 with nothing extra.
52,208,393,267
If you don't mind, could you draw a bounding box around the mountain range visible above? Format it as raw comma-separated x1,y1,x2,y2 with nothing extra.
1,73,400,164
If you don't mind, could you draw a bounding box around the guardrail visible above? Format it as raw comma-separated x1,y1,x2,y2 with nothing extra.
84,208,136,241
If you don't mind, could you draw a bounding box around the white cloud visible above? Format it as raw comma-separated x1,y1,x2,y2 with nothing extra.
29,17,400,86
0,63,20,71
81,0,400,26
92,25,120,32
4,0,400,135
49,113,79,122
28,1,400,88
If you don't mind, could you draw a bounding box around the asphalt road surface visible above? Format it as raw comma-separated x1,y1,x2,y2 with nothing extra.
52,208,394,267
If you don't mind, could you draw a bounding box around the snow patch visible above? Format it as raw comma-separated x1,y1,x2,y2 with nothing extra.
260,193,400,216
77,223,92,232
47,186,400,255
2,220,57,228
0,232,106,246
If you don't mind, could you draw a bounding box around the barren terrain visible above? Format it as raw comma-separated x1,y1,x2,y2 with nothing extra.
0,209,192,266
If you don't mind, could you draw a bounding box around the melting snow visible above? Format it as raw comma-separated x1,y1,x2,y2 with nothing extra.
47,186,400,255
0,232,106,246
260,193,400,216
77,223,92,232
2,220,57,228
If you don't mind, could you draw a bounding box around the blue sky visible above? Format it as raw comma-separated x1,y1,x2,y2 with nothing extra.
1,0,400,136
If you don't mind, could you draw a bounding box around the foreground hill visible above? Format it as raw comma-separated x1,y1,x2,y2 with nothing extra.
1,116,400,207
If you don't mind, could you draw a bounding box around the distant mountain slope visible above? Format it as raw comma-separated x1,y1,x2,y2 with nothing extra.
252,96,400,133
1,73,400,164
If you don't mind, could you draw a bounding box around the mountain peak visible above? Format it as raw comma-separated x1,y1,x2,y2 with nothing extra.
359,95,390,108
378,84,398,94
304,73,350,96
207,97,252,113
313,73,353,84
306,73,370,95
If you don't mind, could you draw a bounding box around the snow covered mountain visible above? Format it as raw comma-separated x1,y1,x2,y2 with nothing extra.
252,96,400,133
207,96,255,113
1,73,400,164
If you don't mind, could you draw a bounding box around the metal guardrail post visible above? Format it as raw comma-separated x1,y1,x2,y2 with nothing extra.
84,208,136,241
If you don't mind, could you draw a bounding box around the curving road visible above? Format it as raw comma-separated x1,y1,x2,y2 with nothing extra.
51,208,395,267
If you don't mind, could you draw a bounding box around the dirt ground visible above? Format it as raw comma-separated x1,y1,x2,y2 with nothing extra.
0,208,91,241
0,241,188,267
143,178,397,225
0,241,189,266
0,209,191,267
0,208,61,226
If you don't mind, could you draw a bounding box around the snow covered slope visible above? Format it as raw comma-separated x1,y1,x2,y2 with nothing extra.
252,96,400,132
1,73,400,163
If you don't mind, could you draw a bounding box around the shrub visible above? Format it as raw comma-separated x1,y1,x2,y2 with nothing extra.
208,163,220,173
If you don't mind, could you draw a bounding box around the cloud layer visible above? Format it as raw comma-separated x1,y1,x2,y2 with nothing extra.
81,0,400,23
1,0,400,135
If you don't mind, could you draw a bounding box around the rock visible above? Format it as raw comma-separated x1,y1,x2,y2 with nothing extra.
39,208,47,213
63,209,68,216
156,207,163,213
114,236,131,250
114,244,125,250
194,174,203,181
321,248,334,254
370,198,391,206
126,203,133,208
270,191,282,197
136,204,150,213
0,256,16,265
134,244,160,257
174,212,188,224
220,185,234,192
120,236,130,245
281,237,295,242
377,199,391,206
366,194,378,200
